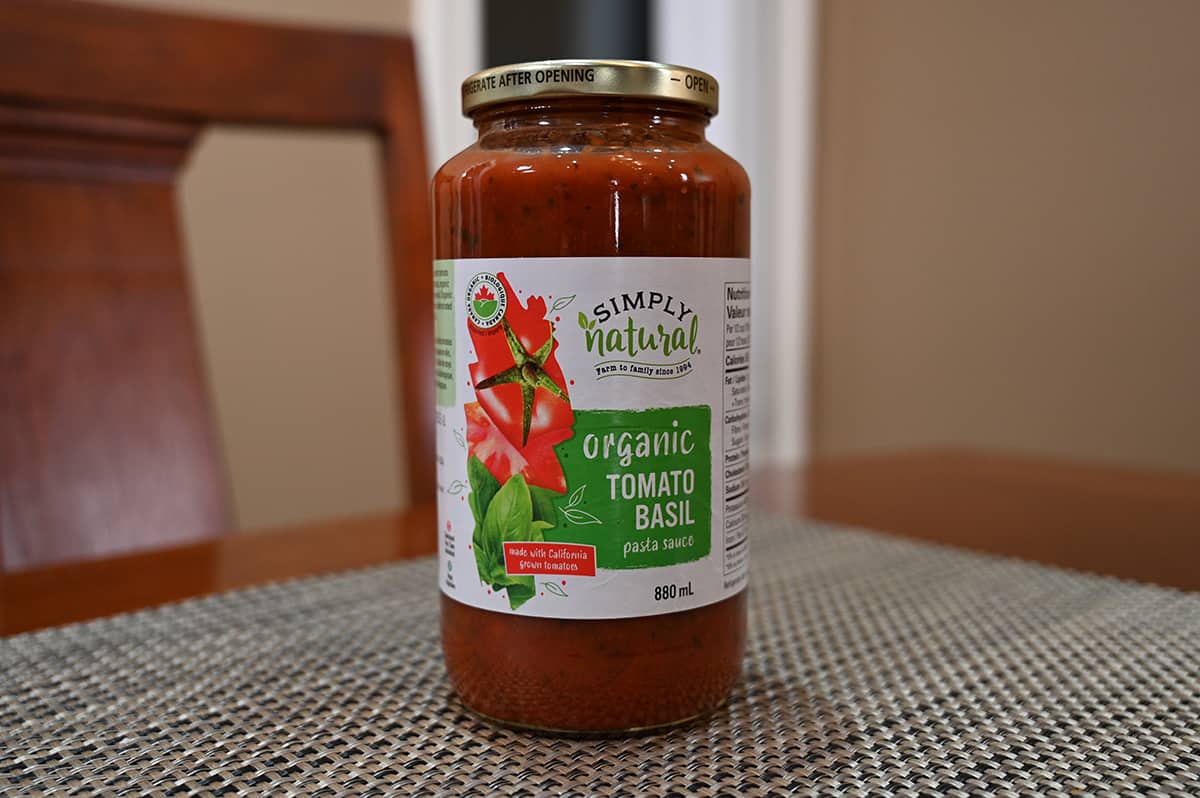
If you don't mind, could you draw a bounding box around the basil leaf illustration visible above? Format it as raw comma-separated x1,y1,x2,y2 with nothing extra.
578,311,589,330
528,485,559,526
487,559,509,587
484,567,536,611
468,491,483,526
529,520,552,542
485,474,533,547
471,474,557,611
542,581,568,598
505,576,536,610
473,524,495,584
467,456,500,519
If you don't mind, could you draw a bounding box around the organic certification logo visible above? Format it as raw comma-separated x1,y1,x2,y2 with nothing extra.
466,273,507,329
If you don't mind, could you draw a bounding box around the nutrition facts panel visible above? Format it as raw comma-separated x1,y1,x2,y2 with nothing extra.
722,281,751,578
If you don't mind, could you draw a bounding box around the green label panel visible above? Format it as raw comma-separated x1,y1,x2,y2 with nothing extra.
433,260,455,406
546,406,711,569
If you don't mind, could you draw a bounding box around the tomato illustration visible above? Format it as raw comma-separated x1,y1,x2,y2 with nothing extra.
464,402,571,494
467,272,574,492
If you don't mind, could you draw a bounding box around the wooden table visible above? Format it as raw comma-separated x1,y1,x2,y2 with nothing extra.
4,450,1198,636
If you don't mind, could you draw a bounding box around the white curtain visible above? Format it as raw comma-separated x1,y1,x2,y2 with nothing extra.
412,0,484,170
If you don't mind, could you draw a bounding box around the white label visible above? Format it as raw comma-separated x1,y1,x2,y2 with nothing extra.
435,257,750,619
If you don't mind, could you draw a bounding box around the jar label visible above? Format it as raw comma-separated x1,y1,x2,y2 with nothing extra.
435,257,750,619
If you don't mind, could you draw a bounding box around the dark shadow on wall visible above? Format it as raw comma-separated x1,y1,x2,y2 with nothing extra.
485,0,650,67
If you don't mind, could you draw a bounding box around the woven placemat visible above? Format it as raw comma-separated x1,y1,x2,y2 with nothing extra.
2,514,1197,797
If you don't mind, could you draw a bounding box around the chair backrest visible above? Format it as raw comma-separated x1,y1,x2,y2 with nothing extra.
0,0,433,571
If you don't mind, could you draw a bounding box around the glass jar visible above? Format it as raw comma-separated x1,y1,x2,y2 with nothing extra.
433,60,750,733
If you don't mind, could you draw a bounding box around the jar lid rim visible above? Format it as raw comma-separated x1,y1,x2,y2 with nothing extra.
461,60,719,116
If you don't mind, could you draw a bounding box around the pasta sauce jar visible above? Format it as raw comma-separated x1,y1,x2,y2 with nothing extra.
434,60,750,733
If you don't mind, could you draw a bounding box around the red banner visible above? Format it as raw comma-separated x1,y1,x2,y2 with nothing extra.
503,542,597,577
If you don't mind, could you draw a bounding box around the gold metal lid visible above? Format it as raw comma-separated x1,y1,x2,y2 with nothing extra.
461,59,719,116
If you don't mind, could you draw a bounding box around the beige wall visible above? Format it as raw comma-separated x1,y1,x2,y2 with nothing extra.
813,0,1200,472
121,0,412,529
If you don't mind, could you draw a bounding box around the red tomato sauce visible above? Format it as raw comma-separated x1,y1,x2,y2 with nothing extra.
435,98,749,732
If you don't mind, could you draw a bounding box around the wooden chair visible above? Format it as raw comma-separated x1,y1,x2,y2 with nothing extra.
0,0,433,571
